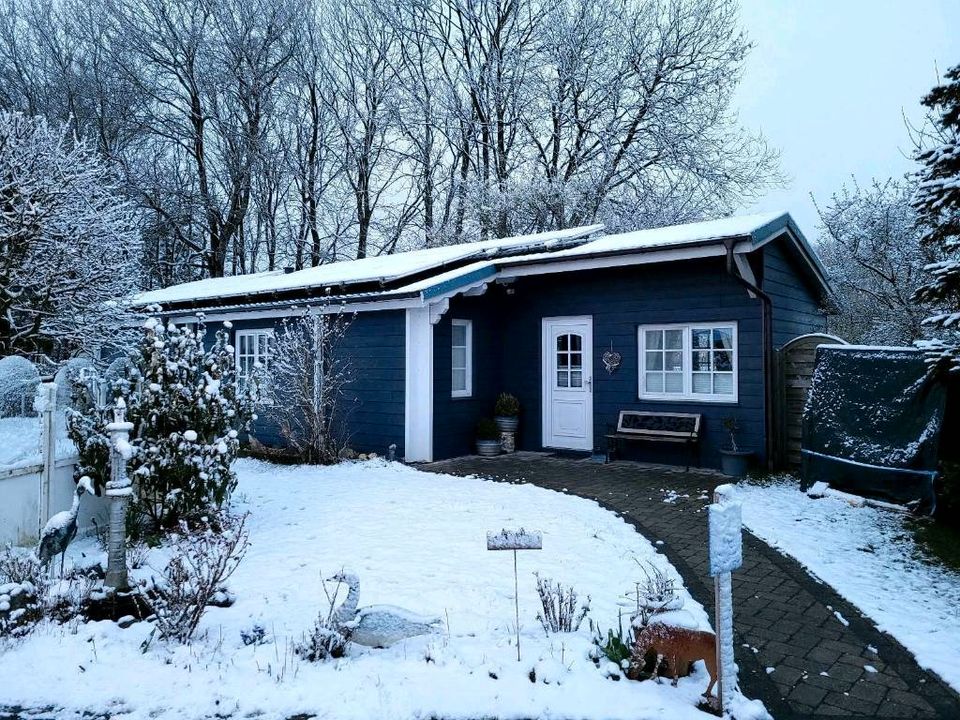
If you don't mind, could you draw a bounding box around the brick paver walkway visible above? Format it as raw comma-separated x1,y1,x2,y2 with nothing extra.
422,452,960,720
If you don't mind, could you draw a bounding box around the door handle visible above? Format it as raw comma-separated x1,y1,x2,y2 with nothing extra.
586,377,593,390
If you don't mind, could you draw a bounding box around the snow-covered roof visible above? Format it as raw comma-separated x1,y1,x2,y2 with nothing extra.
135,225,602,307
515,212,787,260
139,212,827,311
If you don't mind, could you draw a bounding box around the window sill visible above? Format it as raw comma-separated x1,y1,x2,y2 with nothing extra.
451,392,474,400
638,394,738,405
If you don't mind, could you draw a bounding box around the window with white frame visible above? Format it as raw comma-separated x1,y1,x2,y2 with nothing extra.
235,329,273,392
639,323,737,401
451,319,472,397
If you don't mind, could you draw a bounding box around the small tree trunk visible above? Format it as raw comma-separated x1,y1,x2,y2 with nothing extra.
105,399,134,590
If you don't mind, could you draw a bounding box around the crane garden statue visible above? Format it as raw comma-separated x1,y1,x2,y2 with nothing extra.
37,476,96,577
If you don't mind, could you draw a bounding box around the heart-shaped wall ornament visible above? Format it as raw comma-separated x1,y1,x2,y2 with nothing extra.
602,348,622,374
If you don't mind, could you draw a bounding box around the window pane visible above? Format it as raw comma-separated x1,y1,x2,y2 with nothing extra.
665,351,683,372
569,352,582,369
557,371,568,388
691,329,711,349
557,335,568,352
714,373,734,394
665,329,684,349
452,324,466,346
570,334,582,352
692,373,712,394
715,351,733,372
645,330,663,350
452,347,467,369
713,327,733,349
646,372,663,393
452,369,467,392
557,353,569,368
258,334,269,357
664,372,683,393
570,371,582,387
645,352,663,371
692,350,711,371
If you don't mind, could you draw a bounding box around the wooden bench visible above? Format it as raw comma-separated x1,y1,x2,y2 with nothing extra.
605,411,702,470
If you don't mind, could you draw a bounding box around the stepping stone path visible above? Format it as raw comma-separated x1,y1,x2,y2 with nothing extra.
423,452,960,720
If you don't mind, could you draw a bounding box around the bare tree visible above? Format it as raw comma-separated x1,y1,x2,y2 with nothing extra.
267,309,354,464
815,178,934,345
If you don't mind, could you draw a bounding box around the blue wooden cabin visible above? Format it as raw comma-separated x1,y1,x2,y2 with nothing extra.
137,212,830,469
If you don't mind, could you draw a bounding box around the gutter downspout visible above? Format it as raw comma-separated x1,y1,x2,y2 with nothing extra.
724,238,775,471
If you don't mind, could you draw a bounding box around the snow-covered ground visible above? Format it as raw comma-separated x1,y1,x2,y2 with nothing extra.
0,459,766,720
735,476,960,693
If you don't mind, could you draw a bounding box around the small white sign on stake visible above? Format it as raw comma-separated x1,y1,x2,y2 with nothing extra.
487,528,542,661
709,484,743,712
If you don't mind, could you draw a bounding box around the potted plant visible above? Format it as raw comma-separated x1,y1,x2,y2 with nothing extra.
494,392,520,433
719,416,753,477
476,418,502,457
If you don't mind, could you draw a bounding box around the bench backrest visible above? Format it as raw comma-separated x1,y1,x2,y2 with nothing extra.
617,411,701,437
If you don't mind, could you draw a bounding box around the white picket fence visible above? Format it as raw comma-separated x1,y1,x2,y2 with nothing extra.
0,382,107,546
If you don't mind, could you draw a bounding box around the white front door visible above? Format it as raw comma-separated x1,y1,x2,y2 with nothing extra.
542,316,594,451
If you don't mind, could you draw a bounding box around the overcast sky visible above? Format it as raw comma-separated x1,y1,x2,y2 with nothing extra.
734,0,960,242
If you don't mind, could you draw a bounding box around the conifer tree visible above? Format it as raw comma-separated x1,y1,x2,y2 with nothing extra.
914,65,960,375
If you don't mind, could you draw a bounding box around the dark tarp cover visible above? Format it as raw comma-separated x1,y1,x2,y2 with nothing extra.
801,346,946,512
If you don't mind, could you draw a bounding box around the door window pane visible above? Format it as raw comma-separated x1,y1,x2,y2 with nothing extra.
570,371,582,387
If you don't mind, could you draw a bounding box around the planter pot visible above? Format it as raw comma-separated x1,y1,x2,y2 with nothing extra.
500,431,516,454
476,439,502,457
495,415,520,433
719,449,753,477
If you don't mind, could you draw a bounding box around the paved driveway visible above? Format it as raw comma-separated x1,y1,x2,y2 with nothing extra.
422,453,960,720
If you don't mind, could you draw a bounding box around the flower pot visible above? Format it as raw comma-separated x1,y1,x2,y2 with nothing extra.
719,449,753,477
495,415,519,433
476,439,502,457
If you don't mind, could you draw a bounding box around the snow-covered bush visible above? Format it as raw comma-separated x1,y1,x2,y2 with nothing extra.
0,112,141,361
0,547,47,638
266,309,353,464
0,356,39,417
150,513,249,643
67,318,258,528
296,575,350,661
534,574,590,634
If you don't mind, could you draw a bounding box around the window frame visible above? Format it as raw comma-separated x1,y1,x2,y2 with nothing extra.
235,328,274,399
450,318,473,398
637,322,738,403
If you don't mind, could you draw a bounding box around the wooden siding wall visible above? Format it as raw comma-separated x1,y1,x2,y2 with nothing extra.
432,295,505,459
225,312,406,457
762,239,830,467
763,240,828,348
434,258,763,467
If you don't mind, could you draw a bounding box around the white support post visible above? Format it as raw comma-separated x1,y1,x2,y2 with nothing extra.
35,382,58,533
105,398,135,590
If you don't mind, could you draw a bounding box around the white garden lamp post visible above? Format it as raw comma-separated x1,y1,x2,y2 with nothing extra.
709,483,743,712
105,398,134,590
